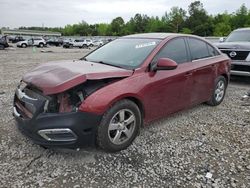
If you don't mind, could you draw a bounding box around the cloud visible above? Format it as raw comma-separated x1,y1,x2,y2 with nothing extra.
0,0,248,28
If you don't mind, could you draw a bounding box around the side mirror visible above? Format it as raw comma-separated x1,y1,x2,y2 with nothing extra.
155,58,178,71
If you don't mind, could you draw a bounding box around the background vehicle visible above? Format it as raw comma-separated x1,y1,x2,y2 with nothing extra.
46,38,63,46
215,28,250,76
11,36,25,43
0,35,9,50
16,37,46,48
13,33,230,152
63,39,93,48
93,40,104,46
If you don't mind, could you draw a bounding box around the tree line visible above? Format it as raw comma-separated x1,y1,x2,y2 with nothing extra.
18,1,250,37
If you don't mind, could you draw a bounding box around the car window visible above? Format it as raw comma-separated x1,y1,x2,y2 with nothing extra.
188,38,211,60
207,44,220,56
154,38,188,64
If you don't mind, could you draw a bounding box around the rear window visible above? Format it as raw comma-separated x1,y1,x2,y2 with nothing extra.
188,38,211,60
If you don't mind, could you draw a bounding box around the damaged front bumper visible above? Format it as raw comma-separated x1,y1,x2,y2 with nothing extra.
13,87,102,149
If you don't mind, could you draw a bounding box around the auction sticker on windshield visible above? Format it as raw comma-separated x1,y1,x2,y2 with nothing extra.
135,41,156,49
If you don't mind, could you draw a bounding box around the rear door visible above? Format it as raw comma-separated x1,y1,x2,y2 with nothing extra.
186,37,220,105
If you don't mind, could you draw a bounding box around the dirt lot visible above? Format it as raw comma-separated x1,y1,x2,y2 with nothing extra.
0,47,249,187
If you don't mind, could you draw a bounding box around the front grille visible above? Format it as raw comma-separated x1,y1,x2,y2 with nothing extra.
231,64,250,72
220,50,249,60
14,87,48,119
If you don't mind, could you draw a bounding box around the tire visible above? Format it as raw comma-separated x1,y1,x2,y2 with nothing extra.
21,43,27,48
97,99,141,152
82,44,88,48
39,43,44,48
207,76,227,106
89,44,94,47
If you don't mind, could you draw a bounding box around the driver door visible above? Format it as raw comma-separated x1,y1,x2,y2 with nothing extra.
143,37,192,121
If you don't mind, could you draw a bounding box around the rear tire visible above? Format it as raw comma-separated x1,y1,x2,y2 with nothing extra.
97,99,141,152
21,43,27,48
207,76,227,106
39,43,44,48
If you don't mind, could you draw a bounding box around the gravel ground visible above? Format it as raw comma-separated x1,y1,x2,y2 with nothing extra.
0,47,249,188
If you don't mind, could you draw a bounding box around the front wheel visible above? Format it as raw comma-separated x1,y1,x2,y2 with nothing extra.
39,43,44,48
97,99,141,152
207,76,227,106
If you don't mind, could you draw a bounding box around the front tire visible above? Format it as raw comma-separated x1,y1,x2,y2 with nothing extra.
207,76,227,106
97,99,141,152
39,43,44,48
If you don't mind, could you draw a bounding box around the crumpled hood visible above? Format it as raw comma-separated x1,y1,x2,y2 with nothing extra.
214,42,250,50
22,60,133,95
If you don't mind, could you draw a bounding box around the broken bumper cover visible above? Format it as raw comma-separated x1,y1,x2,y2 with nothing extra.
13,110,102,148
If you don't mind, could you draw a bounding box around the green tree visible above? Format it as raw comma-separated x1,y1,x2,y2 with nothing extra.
97,23,109,36
231,4,249,29
168,7,187,32
185,1,213,36
111,17,125,36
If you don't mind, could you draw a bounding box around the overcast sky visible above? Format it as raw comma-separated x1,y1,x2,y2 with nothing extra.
0,0,249,28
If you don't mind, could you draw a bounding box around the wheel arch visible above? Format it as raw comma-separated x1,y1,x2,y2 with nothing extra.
220,73,229,86
123,96,145,126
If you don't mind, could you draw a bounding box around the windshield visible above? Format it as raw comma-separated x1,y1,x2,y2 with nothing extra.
226,30,250,42
84,38,161,69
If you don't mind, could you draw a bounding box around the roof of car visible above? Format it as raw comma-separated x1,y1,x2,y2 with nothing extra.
122,33,190,39
234,27,250,31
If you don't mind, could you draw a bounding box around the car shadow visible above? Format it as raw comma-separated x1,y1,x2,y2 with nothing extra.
230,76,250,86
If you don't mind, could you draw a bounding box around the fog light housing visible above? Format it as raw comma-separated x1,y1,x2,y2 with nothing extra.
38,128,77,142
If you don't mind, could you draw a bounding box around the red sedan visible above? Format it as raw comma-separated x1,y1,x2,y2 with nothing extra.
13,33,230,152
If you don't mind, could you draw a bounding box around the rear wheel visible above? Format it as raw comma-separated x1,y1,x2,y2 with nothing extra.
82,44,88,48
39,43,44,48
207,76,227,106
21,43,27,48
97,99,141,152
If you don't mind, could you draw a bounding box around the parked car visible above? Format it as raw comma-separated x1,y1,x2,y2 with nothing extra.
93,40,104,46
0,35,9,50
215,28,250,76
63,39,93,48
46,38,63,46
13,33,230,152
11,36,25,43
17,37,46,48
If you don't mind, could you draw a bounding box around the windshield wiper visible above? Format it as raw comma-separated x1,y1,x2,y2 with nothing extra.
80,58,125,69
93,61,125,69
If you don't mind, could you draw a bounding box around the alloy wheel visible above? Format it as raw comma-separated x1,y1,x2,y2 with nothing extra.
215,80,225,102
108,109,136,145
